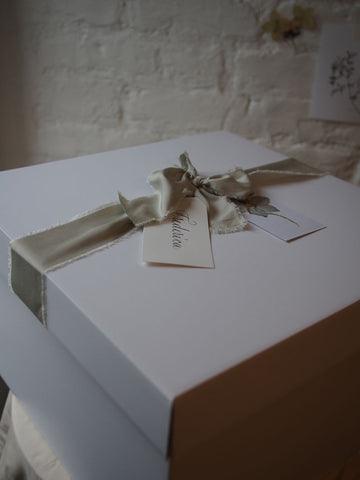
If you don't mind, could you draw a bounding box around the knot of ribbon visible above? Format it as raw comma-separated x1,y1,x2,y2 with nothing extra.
192,175,205,188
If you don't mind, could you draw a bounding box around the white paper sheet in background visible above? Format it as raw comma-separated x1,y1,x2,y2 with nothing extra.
310,24,360,124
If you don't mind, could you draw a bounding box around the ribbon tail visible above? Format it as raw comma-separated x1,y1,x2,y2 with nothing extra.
245,158,326,188
10,203,134,325
198,190,247,234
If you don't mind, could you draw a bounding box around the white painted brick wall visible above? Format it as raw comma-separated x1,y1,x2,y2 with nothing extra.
0,0,359,183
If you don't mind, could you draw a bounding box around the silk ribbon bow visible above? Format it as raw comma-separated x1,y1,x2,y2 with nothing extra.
119,152,252,234
10,154,323,326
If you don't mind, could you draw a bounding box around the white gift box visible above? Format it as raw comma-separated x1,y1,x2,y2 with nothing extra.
0,131,359,480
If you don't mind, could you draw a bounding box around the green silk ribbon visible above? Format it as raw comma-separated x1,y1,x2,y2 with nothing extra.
10,154,324,326
119,153,252,234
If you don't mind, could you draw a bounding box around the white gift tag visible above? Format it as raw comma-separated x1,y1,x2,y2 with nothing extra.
143,197,214,268
244,204,326,242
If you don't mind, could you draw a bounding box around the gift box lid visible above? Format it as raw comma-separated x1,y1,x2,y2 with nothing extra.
0,131,359,459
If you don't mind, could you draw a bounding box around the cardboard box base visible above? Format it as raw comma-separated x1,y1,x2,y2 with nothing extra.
170,350,360,480
1,276,360,480
0,133,359,480
0,279,168,480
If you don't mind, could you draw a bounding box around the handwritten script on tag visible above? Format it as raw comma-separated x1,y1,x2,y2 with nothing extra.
143,197,214,268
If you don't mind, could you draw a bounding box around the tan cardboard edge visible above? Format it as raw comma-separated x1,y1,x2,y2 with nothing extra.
170,300,360,458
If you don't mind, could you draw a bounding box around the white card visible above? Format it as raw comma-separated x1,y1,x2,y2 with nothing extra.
244,204,326,242
143,197,214,268
310,24,360,124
